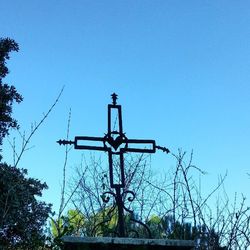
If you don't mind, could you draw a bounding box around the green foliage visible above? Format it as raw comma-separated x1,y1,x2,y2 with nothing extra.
146,215,223,248
0,38,19,80
91,207,118,237
0,163,52,249
51,209,85,238
51,207,125,241
0,83,23,146
0,38,23,155
146,215,165,238
0,38,52,249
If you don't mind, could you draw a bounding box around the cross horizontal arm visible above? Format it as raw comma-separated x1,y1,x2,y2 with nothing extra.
123,139,156,153
57,136,108,152
74,136,107,151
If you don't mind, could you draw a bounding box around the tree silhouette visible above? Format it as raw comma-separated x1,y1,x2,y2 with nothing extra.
0,38,52,249
0,163,51,249
0,38,23,156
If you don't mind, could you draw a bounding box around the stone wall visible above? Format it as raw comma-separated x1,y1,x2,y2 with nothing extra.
62,236,195,250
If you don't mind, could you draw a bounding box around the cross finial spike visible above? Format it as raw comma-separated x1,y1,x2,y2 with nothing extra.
111,93,118,105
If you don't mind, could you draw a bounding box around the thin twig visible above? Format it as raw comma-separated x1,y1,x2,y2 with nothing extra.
14,86,64,167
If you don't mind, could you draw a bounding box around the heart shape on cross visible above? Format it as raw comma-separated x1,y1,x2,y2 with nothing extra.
107,135,124,150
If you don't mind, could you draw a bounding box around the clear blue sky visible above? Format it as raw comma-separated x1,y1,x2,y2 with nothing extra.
1,1,250,212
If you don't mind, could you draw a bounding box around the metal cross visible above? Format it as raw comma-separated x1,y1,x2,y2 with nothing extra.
57,93,169,237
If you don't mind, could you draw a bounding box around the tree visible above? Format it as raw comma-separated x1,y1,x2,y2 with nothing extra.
0,163,52,249
0,38,23,156
0,38,52,249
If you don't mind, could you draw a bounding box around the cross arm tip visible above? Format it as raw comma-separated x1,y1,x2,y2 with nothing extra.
57,139,74,146
155,145,170,154
57,139,63,145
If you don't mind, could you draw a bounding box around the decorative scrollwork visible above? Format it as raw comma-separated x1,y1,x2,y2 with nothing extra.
122,190,135,214
93,188,152,238
122,190,152,238
101,191,116,203
123,190,135,202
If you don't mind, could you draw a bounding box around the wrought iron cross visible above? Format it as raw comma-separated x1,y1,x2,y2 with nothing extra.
57,93,169,237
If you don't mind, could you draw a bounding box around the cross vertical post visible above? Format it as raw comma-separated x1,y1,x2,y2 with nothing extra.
57,93,169,238
107,95,126,236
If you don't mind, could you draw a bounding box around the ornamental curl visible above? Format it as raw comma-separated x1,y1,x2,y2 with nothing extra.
101,191,116,203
